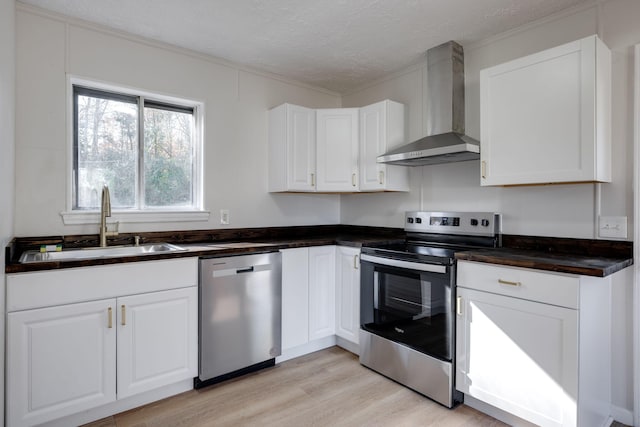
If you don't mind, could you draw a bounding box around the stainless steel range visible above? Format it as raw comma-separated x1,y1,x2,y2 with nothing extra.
359,211,501,408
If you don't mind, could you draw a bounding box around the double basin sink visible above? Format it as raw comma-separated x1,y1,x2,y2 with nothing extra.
18,242,278,263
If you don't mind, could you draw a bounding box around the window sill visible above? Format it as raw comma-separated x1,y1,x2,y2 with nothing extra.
60,210,211,225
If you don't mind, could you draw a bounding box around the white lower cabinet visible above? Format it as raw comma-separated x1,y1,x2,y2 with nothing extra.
335,246,360,346
7,299,117,427
456,260,612,427
116,288,198,399
280,245,362,361
308,245,337,340
280,247,310,351
6,258,198,427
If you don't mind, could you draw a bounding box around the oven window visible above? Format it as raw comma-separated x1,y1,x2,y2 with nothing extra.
378,271,444,321
364,265,452,361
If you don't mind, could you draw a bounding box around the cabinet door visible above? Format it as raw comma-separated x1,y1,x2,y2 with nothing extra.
335,247,360,344
316,109,359,192
480,35,610,186
359,101,408,192
281,248,310,350
456,287,578,427
308,246,336,340
7,299,117,427
117,287,197,399
287,105,317,191
268,103,316,192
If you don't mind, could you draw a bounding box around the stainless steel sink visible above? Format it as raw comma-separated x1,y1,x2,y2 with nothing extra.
19,243,187,263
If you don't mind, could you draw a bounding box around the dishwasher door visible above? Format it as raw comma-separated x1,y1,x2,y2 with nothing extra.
198,252,282,383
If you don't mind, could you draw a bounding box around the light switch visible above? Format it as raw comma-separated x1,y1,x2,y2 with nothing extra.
220,209,230,225
598,216,627,239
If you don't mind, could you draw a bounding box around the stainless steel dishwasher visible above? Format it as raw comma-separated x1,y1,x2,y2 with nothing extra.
196,252,282,388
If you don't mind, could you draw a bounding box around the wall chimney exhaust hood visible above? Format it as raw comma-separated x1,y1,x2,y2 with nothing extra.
377,41,480,166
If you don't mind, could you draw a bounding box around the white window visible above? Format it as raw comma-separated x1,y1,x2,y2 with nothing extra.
63,80,206,224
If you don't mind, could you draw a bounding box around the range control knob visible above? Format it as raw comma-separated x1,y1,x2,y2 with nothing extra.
470,219,479,226
481,219,490,227
415,217,422,224
407,217,414,224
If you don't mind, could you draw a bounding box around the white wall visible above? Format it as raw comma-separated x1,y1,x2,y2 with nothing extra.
14,6,342,237
342,0,638,419
0,0,15,421
341,4,634,240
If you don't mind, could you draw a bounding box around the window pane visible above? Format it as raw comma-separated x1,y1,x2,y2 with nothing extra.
75,94,138,209
143,106,194,208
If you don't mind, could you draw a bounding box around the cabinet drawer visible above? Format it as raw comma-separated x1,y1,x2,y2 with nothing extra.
7,257,198,312
456,261,578,309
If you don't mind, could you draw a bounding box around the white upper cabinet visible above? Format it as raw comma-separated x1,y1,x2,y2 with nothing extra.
268,101,408,193
316,108,359,192
359,100,409,192
268,103,316,192
480,35,611,186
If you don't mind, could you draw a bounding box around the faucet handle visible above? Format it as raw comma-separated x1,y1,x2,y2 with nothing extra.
134,235,140,246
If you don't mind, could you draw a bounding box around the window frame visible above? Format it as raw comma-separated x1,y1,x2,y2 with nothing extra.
62,77,208,225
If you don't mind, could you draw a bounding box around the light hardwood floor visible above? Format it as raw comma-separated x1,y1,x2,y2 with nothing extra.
85,346,508,427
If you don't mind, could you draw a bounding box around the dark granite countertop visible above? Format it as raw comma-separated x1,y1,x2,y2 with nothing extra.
5,226,633,277
455,248,632,277
4,228,405,274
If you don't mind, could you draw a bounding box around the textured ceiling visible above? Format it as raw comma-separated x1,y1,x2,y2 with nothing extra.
19,0,595,93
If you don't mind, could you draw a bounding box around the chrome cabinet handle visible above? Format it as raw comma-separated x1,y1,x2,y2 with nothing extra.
456,296,462,316
481,161,487,179
311,173,315,187
107,307,113,328
379,171,384,185
498,279,521,287
121,305,126,326
352,173,356,187
353,254,359,269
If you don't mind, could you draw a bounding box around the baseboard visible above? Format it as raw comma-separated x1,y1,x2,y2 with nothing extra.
335,336,359,355
275,335,336,363
465,396,633,427
45,379,193,427
610,404,634,426
463,395,539,427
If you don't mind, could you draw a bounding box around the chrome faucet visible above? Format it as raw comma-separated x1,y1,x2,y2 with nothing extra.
100,185,119,247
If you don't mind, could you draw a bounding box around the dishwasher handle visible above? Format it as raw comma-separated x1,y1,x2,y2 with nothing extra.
211,262,272,278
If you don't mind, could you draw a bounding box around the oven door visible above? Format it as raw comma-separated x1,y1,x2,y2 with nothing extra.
360,254,454,362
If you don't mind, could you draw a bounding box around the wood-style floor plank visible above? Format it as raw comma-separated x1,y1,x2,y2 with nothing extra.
84,347,507,427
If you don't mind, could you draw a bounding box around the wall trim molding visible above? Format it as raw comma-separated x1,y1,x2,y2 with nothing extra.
610,404,634,426
632,42,640,427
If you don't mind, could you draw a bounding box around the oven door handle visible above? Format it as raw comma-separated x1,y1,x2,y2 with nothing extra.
373,271,379,309
360,254,448,274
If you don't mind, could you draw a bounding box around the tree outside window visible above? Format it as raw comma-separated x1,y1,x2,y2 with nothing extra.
73,85,199,211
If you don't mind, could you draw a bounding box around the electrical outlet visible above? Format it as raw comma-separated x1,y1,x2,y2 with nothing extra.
220,209,230,225
598,216,627,239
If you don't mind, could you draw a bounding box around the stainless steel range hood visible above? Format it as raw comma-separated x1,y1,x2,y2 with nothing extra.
378,41,480,166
